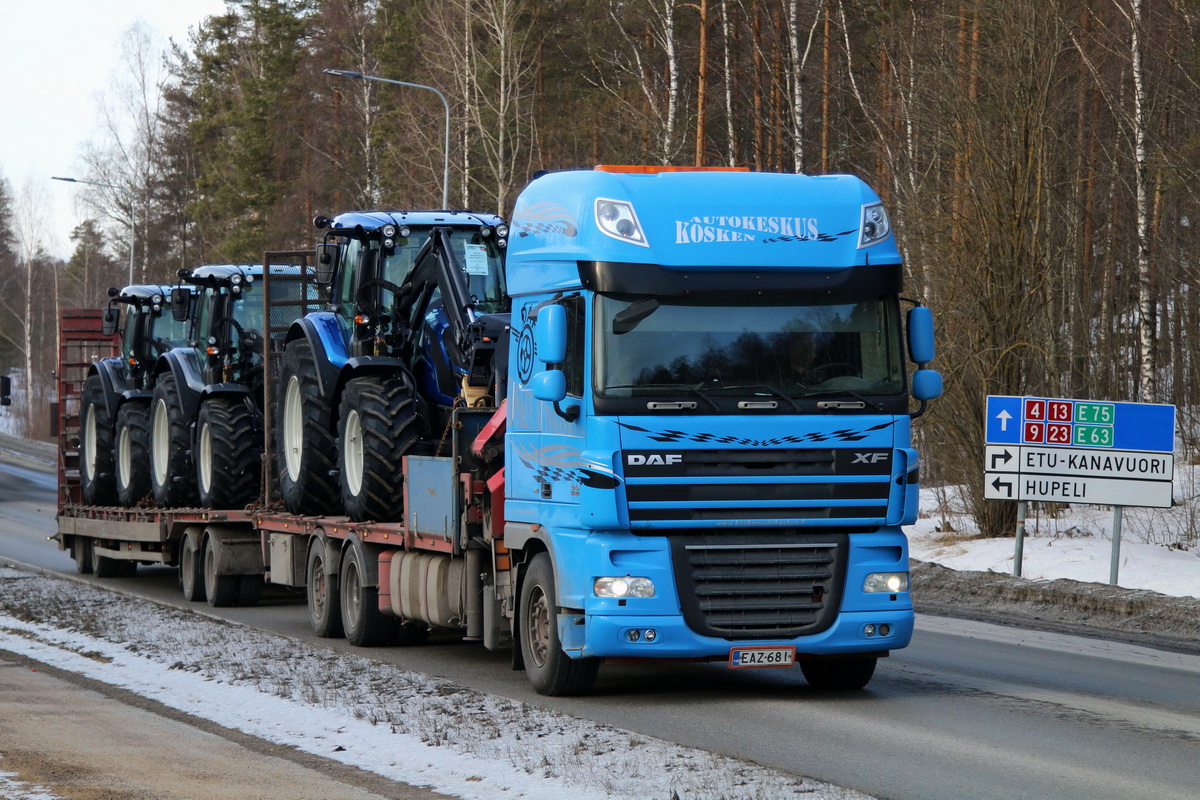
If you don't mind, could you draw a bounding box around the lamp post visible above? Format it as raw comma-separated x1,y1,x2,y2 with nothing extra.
52,176,137,285
323,69,451,210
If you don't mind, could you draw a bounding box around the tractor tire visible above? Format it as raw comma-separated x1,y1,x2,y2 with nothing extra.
80,374,117,505
150,371,198,507
338,374,420,522
115,401,152,507
197,397,261,509
277,339,340,515
519,552,600,696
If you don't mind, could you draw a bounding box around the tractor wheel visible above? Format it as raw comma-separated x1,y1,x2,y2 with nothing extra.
197,397,261,509
277,339,340,515
80,374,117,505
150,372,198,507
115,401,152,507
338,374,420,522
519,553,600,696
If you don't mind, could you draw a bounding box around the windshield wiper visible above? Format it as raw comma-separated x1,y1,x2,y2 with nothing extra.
721,384,800,411
606,383,721,411
797,388,885,411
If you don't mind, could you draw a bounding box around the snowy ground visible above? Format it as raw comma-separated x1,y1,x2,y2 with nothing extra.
0,567,868,800
911,480,1200,600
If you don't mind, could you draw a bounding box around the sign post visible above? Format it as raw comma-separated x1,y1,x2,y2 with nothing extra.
984,395,1175,581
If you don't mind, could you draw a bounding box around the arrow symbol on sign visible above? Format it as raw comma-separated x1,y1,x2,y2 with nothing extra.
991,477,1013,498
996,409,1013,431
990,449,1013,470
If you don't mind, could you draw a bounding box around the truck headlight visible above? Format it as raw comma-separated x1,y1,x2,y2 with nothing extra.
859,201,891,248
594,576,655,598
863,572,908,593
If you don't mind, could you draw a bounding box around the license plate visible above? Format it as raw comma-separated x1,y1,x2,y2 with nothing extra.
728,645,796,669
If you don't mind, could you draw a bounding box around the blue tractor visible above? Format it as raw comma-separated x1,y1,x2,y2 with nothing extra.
276,211,509,521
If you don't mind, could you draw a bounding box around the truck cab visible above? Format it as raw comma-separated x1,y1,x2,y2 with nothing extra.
502,167,941,692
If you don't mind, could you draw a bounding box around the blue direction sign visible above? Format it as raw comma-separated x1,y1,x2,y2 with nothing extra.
985,395,1174,452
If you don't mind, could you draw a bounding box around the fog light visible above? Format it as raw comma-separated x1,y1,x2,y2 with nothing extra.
644,628,657,642
864,624,877,637
594,576,655,598
864,572,909,593
879,624,891,636
627,629,641,642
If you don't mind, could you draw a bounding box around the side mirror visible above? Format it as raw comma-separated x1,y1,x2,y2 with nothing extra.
535,304,567,364
171,288,190,322
912,369,943,401
907,306,935,365
314,243,340,285
531,370,567,402
101,306,119,337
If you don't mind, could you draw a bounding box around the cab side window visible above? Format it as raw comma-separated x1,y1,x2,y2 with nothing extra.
561,296,585,398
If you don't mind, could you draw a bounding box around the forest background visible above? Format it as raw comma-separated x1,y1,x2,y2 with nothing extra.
1,0,1198,538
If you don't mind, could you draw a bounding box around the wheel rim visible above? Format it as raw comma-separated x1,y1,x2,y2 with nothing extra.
199,420,213,494
344,410,364,496
526,585,551,669
343,558,361,628
151,399,170,486
182,539,195,592
283,376,303,481
310,553,328,620
83,404,98,481
117,421,132,489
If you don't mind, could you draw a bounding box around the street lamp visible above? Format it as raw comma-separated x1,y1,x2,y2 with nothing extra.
52,176,137,285
324,69,451,210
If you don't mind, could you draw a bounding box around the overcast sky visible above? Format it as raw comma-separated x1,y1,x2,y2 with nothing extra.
1,0,225,259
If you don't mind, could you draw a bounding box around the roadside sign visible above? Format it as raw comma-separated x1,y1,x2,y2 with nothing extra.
983,396,1175,508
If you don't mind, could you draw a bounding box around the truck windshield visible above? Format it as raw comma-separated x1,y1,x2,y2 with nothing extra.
595,295,905,400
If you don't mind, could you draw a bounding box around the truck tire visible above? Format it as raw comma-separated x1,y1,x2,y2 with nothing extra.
90,545,136,579
197,397,261,509
72,536,93,574
306,540,343,638
151,371,198,507
338,374,419,522
80,374,117,505
179,531,206,602
277,339,340,515
115,401,152,507
339,544,397,647
800,657,878,691
203,535,239,607
519,553,600,696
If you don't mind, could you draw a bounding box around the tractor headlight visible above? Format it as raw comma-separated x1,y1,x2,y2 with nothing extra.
863,572,908,593
594,576,655,598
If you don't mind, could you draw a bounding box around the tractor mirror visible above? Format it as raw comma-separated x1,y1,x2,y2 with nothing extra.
101,306,119,337
0,375,10,406
171,288,191,322
314,243,340,285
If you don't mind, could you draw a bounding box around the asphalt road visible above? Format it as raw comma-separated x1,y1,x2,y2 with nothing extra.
3,452,1199,800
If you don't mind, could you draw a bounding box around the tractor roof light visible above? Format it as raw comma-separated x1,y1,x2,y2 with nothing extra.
595,198,649,247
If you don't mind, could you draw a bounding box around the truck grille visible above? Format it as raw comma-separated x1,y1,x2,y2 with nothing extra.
623,448,893,525
670,533,846,639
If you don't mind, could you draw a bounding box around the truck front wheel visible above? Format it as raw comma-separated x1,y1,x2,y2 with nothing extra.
197,397,261,509
277,339,340,515
800,656,878,691
519,553,600,696
80,374,117,505
116,401,151,507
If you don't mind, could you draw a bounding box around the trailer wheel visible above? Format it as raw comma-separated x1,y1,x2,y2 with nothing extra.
90,545,134,579
203,536,239,607
800,657,878,691
151,372,198,507
339,374,419,522
339,544,397,647
116,401,152,507
72,536,93,575
236,575,262,606
179,531,206,602
306,540,343,638
197,397,261,509
519,553,600,696
80,374,117,505
277,339,340,515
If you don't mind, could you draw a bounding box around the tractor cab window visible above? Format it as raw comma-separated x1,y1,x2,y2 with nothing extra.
448,229,506,314
121,306,142,362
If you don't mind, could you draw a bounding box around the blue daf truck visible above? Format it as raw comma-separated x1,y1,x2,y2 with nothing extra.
55,166,939,697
